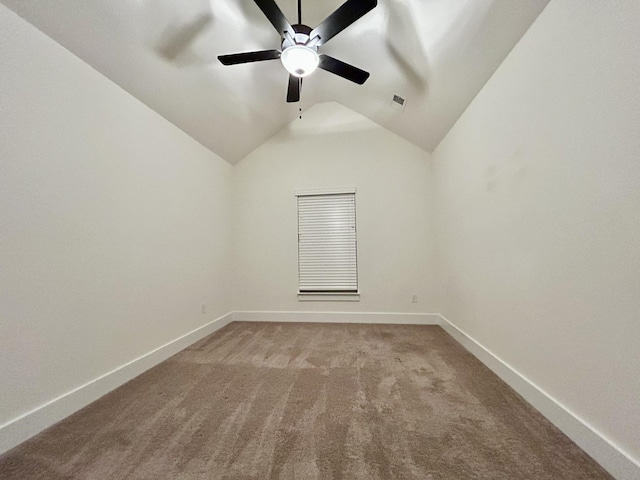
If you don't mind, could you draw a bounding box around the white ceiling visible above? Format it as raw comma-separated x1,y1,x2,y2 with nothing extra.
2,0,550,164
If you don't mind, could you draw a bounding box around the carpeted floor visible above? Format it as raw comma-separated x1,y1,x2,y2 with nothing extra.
0,322,612,479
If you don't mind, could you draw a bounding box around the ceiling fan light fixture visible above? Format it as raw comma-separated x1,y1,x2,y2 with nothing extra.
281,45,319,77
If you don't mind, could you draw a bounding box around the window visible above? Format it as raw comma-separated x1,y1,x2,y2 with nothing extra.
296,189,359,301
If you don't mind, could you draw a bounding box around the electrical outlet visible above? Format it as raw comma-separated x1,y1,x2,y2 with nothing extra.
411,294,418,304
201,303,207,314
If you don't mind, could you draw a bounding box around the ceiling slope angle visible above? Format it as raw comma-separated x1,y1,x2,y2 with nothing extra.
1,0,550,164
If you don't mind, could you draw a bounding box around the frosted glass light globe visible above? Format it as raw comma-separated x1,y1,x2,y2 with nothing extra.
281,45,319,77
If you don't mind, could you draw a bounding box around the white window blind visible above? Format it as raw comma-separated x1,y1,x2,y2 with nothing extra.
297,192,358,293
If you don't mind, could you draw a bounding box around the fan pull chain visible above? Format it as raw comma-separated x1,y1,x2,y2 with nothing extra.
299,77,303,119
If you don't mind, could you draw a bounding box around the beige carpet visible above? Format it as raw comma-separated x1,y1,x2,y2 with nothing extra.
0,322,612,479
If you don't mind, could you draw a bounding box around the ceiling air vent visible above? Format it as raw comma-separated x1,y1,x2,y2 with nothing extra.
391,94,406,112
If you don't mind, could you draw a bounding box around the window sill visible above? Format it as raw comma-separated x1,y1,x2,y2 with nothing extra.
298,292,360,302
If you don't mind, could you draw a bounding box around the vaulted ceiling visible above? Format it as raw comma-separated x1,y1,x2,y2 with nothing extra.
2,0,550,164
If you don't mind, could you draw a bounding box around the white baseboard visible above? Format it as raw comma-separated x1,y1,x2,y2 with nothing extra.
232,311,442,325
0,312,234,456
439,314,640,480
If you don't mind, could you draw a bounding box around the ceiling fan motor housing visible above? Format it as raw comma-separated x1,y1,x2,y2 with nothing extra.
281,25,319,77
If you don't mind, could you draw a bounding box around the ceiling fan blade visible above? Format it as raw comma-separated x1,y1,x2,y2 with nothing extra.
287,75,301,103
156,13,213,61
310,0,377,46
218,50,281,65
318,54,370,84
385,0,428,89
253,0,295,37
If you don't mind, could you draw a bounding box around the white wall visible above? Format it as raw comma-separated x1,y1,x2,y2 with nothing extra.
433,0,640,474
233,102,437,315
0,3,233,443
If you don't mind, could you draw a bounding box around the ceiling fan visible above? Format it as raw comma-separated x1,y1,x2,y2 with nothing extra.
218,0,377,103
